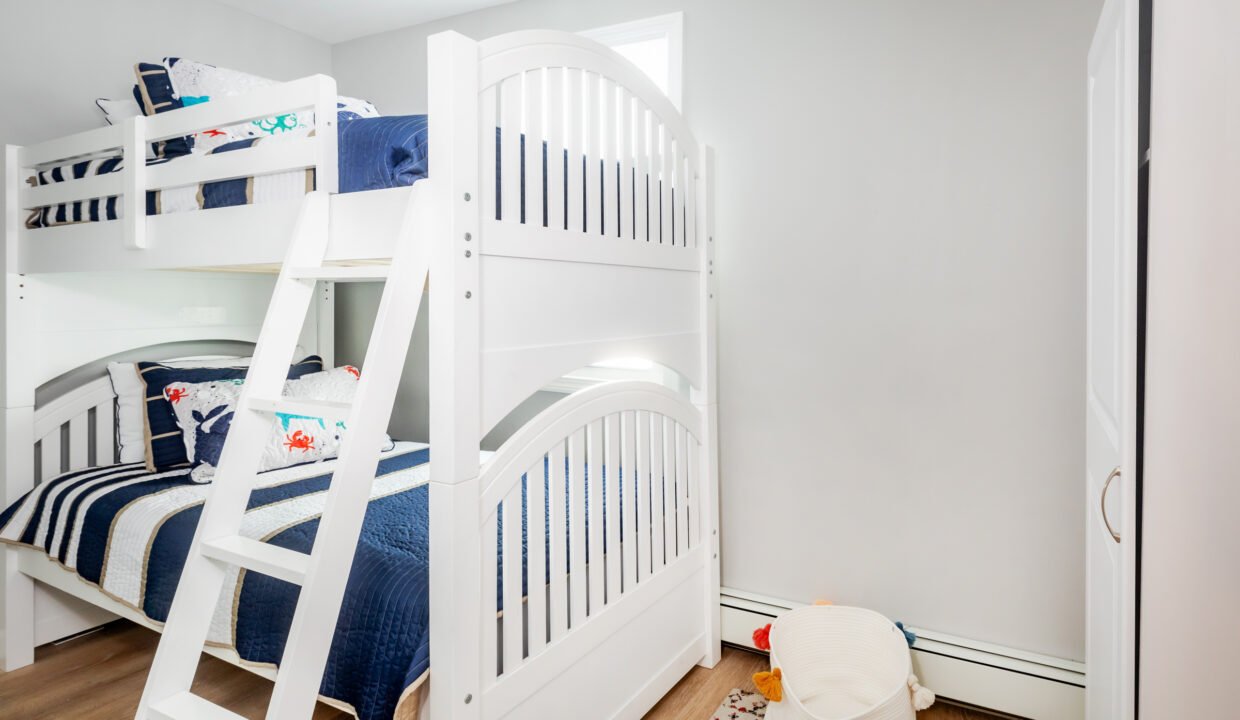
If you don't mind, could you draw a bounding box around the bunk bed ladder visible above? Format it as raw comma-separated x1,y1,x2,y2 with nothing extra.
135,189,429,720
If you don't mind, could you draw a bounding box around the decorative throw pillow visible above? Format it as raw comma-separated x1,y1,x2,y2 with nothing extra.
137,356,322,472
162,57,380,153
95,97,143,126
107,356,252,464
132,62,195,158
164,365,392,483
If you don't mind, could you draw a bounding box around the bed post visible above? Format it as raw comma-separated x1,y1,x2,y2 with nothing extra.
427,31,483,720
695,145,721,669
2,144,35,671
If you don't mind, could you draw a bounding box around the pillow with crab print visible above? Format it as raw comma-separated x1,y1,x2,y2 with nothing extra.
138,356,322,472
165,365,394,483
163,57,380,153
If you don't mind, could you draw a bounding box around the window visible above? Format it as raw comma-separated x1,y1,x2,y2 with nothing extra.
580,12,683,110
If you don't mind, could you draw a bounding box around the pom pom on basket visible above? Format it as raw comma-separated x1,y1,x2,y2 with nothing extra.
759,605,934,720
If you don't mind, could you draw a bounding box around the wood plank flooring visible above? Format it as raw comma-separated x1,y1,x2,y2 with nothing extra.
645,645,1006,719
0,622,348,719
0,621,1005,719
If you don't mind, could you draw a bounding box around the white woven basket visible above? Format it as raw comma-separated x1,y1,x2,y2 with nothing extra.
764,606,933,720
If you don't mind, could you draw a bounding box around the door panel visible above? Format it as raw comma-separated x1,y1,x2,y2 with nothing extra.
1086,0,1138,718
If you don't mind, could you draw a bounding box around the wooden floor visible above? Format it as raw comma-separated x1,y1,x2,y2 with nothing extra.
646,646,1004,719
0,622,350,719
0,621,1004,719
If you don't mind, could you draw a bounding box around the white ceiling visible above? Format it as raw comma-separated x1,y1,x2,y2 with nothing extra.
213,0,518,44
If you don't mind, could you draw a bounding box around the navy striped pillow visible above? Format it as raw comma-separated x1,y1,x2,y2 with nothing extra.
138,356,323,472
133,62,194,159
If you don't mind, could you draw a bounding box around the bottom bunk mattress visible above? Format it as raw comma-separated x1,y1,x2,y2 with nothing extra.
0,442,438,720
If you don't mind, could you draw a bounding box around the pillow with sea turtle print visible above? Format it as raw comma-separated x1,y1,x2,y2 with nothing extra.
164,365,394,483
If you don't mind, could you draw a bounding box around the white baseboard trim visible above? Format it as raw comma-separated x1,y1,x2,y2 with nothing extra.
720,588,1085,720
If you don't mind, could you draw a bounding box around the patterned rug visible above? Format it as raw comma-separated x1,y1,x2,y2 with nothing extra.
711,688,768,719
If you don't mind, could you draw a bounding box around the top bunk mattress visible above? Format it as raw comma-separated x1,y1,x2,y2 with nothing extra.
25,114,428,229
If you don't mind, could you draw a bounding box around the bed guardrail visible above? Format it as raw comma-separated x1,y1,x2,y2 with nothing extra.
12,74,339,251
476,380,706,715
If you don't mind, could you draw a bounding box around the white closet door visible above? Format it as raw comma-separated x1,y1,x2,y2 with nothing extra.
1086,0,1138,718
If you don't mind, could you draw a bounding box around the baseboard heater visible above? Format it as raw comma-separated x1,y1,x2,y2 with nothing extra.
720,588,1085,720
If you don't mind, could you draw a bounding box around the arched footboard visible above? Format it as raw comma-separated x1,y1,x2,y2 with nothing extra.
477,381,710,718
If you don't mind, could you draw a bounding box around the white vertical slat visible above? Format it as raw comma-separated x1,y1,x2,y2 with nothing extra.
548,439,568,641
567,428,586,628
586,418,604,614
565,69,584,234
604,413,622,602
650,413,665,572
635,103,649,242
545,68,565,231
502,482,523,673
482,506,499,684
481,85,498,225
677,141,689,247
687,432,699,549
40,429,61,483
523,69,543,227
602,77,617,237
662,416,675,562
685,150,698,249
676,423,690,556
621,410,638,592
661,125,674,245
501,75,523,225
649,121,664,244
635,410,652,579
526,457,547,657
94,401,116,466
619,90,633,241
68,416,88,471
584,72,601,236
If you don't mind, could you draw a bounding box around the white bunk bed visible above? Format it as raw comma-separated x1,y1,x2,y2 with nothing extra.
1,29,719,720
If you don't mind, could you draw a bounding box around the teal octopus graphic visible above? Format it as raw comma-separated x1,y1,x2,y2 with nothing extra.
253,113,300,135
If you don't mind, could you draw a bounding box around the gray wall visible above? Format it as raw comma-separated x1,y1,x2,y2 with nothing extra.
333,0,1101,659
0,0,331,236
0,1,331,146
1141,0,1240,713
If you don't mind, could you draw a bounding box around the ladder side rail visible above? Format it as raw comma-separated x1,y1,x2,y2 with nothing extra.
265,190,429,718
136,191,331,717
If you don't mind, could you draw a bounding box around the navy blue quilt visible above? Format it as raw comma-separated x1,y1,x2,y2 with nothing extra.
0,443,435,719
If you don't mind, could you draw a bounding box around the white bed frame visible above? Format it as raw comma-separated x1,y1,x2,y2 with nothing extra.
2,29,719,720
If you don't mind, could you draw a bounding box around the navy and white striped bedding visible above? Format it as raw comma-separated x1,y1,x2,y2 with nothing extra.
0,442,436,719
25,115,428,229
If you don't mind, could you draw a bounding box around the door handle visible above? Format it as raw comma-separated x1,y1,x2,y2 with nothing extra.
1101,467,1121,543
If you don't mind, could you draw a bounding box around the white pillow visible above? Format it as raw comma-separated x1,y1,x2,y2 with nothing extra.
165,365,392,483
106,356,250,464
163,57,379,153
95,97,142,125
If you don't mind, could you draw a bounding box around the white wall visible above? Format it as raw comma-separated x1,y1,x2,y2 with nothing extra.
0,0,331,234
1140,0,1240,714
0,1,331,146
333,0,1100,659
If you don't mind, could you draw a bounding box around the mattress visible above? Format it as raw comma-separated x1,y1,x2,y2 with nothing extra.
0,442,438,720
25,114,428,229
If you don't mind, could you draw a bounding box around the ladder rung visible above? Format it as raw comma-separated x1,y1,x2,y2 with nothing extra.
149,692,246,720
247,396,352,423
288,265,390,282
200,535,310,585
